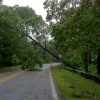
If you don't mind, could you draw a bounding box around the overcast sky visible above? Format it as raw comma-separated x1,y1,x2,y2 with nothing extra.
3,0,47,21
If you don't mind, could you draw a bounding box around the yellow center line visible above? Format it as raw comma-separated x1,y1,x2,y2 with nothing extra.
0,70,25,84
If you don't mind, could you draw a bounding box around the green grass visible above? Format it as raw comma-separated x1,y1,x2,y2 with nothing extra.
0,65,21,72
51,67,100,100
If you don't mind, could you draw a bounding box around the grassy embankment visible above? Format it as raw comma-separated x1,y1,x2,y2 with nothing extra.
51,66,100,100
0,65,21,72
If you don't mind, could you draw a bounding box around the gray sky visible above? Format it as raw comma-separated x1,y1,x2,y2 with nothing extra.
3,0,47,21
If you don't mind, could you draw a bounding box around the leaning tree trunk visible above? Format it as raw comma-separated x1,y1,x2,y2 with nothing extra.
27,35,76,69
8,25,76,69
97,49,100,74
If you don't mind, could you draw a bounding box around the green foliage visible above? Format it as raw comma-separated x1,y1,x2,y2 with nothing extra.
88,64,97,74
46,0,100,73
0,5,46,69
11,54,20,65
13,5,36,20
69,54,84,68
0,7,24,67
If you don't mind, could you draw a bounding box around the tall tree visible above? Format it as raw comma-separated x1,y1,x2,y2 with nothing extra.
44,0,100,73
0,8,24,66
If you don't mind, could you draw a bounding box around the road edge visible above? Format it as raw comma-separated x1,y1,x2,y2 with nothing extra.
48,69,59,100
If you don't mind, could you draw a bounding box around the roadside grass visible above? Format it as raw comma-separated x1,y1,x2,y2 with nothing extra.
51,66,100,100
0,65,21,72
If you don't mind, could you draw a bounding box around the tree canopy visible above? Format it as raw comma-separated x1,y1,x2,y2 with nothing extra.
44,0,100,73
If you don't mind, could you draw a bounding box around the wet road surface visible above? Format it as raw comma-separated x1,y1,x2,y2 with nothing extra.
0,63,59,100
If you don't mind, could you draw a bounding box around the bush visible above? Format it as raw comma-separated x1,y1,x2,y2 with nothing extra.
21,65,25,70
69,54,84,68
11,54,20,65
88,64,97,74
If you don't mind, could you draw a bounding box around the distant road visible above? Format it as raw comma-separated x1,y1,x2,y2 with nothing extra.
42,63,60,70
0,63,60,100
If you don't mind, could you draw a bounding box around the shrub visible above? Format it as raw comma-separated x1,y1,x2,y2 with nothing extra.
11,54,20,65
69,54,84,68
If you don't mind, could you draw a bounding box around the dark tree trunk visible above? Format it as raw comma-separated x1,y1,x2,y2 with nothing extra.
89,52,92,64
43,40,47,60
97,49,100,74
85,51,89,72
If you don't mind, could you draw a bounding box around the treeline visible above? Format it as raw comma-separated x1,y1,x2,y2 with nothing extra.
0,5,57,70
44,0,100,74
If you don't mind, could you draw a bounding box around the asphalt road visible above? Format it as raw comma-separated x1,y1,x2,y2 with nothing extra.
0,63,60,100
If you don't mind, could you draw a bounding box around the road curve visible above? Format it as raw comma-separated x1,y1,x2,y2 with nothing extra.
0,63,60,100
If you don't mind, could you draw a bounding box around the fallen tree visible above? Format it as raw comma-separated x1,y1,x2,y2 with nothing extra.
8,25,75,69
27,35,75,69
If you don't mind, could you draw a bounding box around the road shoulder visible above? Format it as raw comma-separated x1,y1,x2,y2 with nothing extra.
49,69,59,100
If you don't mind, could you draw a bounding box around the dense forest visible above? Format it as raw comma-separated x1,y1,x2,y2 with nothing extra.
0,0,100,74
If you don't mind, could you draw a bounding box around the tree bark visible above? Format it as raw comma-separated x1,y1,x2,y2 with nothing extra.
85,51,89,72
89,52,92,64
